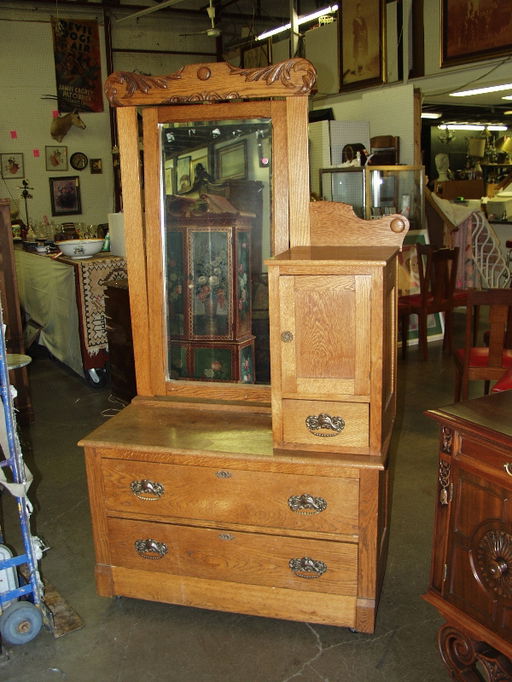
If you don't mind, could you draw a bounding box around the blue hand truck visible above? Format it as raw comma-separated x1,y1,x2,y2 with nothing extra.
0,304,47,647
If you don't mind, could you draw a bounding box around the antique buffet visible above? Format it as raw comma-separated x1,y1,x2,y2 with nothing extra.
79,59,409,633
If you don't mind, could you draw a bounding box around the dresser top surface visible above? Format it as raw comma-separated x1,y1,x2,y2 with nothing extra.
79,399,385,469
426,392,512,440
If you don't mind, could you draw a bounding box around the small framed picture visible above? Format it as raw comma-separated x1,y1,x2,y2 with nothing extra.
1,153,24,179
45,145,68,171
215,141,247,181
90,158,103,174
49,176,82,216
176,155,192,194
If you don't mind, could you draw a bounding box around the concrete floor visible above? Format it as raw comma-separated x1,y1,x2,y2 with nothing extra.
0,317,477,681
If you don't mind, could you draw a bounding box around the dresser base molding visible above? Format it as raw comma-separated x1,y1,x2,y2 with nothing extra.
101,565,360,629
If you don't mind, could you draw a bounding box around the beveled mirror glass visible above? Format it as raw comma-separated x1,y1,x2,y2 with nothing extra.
160,118,272,385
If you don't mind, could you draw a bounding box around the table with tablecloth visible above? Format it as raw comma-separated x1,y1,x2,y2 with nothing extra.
14,249,127,377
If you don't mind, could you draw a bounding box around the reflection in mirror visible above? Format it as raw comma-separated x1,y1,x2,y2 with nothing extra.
160,118,272,385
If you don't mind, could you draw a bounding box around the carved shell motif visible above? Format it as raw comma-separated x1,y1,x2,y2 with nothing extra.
475,528,512,598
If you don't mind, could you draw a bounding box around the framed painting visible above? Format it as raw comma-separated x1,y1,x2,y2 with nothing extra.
90,158,103,174
340,0,384,90
442,0,512,66
45,146,68,171
1,153,24,179
49,176,82,216
215,141,247,181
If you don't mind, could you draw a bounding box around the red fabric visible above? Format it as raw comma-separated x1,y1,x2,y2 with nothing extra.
492,368,512,392
455,347,512,368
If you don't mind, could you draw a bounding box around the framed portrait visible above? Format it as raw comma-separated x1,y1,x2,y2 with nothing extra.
49,176,82,216
90,158,103,174
45,146,68,171
1,153,24,179
241,40,271,68
442,0,512,66
176,155,192,194
215,141,247,181
340,0,385,90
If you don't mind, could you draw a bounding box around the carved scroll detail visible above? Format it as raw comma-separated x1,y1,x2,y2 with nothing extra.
163,91,242,104
438,624,512,680
441,427,453,454
438,460,451,505
228,58,317,95
105,70,183,106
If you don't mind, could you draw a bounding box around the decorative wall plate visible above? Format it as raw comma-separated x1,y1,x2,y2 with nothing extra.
70,152,88,171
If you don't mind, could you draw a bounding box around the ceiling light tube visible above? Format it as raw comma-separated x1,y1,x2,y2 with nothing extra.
486,125,508,131
256,4,338,41
450,83,512,97
438,124,485,131
502,95,512,100
421,112,442,119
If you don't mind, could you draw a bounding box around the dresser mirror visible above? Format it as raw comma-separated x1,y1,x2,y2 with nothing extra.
160,118,272,385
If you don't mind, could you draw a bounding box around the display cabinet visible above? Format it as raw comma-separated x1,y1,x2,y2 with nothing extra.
79,59,408,634
320,165,424,230
424,392,512,678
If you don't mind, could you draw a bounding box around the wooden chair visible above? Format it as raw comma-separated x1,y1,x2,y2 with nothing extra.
453,288,512,401
399,244,459,360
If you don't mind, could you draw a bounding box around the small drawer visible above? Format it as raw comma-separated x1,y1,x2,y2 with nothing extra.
107,517,358,596
281,399,369,452
459,435,512,488
100,458,359,536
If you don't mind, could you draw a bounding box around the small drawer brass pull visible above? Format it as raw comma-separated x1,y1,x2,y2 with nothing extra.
281,331,294,343
134,538,168,559
130,479,164,501
289,556,327,579
504,463,512,477
215,470,232,479
288,493,327,515
305,413,345,437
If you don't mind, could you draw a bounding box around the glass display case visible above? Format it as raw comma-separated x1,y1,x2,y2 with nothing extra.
320,165,425,230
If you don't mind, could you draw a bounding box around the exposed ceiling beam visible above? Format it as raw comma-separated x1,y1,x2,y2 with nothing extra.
115,0,186,24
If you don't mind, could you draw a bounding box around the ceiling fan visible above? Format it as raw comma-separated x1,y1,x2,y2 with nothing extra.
180,0,221,38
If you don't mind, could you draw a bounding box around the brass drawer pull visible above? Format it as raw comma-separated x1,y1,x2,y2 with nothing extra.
288,493,327,515
134,538,168,560
281,331,294,343
504,463,512,477
215,470,232,479
305,413,345,437
289,556,327,579
130,479,165,501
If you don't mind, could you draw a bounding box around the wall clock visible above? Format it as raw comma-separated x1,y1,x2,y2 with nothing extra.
70,152,88,171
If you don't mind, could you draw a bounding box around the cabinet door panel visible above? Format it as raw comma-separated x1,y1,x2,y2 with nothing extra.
279,274,371,396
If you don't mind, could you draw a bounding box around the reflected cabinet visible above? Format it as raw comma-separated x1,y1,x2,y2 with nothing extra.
79,60,409,633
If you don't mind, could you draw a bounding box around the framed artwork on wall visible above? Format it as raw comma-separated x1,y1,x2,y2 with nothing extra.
90,158,103,174
442,0,512,66
49,176,82,216
45,146,68,171
1,153,24,179
340,0,384,90
176,155,192,193
215,141,247,181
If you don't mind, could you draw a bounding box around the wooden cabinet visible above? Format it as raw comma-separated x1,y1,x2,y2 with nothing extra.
79,59,408,634
104,279,136,403
268,246,398,455
424,392,512,678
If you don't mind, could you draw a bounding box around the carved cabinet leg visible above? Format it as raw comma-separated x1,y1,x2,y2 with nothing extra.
438,624,512,681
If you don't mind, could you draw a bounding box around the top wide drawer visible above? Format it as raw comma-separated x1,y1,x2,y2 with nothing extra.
100,458,359,536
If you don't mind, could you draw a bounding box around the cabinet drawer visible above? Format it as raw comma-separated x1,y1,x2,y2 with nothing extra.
107,517,358,595
101,458,359,536
281,399,369,451
459,435,512,488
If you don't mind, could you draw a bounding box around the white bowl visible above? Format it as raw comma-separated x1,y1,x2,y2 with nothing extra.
55,238,104,259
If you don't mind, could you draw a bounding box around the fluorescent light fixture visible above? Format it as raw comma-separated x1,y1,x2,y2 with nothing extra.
438,124,485,131
421,112,442,119
505,110,512,115
502,95,512,100
450,83,512,97
257,4,338,41
486,125,508,131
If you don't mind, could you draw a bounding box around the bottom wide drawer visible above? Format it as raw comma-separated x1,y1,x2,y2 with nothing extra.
107,517,357,596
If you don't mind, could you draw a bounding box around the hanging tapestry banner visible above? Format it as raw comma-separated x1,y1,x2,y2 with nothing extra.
51,17,103,113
